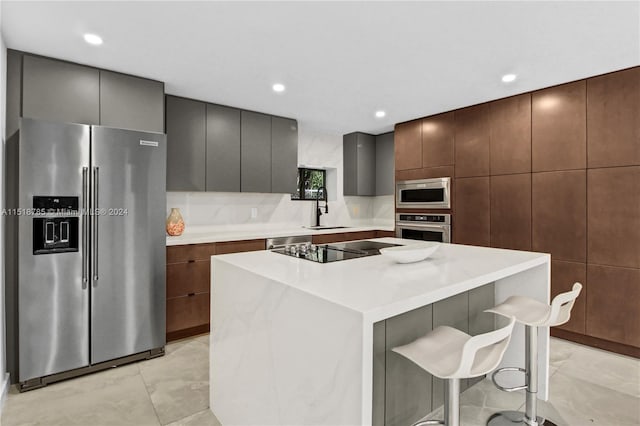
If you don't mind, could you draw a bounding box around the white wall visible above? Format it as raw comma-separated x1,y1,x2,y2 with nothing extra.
167,125,394,231
0,0,9,412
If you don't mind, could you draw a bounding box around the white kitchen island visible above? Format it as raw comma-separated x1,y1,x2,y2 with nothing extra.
210,238,550,426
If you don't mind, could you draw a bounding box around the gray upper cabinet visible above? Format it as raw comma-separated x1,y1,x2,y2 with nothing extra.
22,55,100,125
206,104,241,192
271,117,298,194
241,111,272,193
99,70,164,133
166,96,206,191
343,132,376,196
375,132,395,195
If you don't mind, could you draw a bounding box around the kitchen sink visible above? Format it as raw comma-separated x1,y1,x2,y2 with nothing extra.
305,226,350,230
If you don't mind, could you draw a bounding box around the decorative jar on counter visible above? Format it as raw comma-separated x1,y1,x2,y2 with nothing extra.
166,208,185,236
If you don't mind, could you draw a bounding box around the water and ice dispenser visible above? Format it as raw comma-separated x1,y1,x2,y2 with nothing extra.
32,196,80,254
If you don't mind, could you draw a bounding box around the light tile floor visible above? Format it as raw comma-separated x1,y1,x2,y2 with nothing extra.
1,335,638,426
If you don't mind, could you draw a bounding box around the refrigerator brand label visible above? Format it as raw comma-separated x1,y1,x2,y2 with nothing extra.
139,140,159,147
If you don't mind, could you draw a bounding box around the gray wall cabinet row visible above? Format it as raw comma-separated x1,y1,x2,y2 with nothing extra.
6,50,164,137
165,95,298,193
373,283,495,426
343,131,394,196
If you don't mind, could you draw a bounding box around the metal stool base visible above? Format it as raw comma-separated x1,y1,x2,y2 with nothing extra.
487,410,557,426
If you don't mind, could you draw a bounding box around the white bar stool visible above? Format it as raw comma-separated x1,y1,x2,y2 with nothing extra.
486,283,582,426
393,316,516,426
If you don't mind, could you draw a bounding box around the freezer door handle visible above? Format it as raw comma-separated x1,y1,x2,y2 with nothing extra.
92,166,99,283
82,167,89,289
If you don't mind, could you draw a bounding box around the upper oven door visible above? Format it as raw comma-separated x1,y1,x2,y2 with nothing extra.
396,177,451,209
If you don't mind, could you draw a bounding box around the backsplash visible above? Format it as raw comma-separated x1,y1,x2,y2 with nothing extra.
166,126,395,230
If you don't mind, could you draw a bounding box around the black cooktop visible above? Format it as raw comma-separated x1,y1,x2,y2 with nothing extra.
271,240,399,263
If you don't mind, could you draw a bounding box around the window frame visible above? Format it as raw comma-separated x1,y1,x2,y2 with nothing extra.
291,167,327,201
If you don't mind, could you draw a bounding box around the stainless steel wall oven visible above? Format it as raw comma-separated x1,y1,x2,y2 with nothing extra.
395,213,451,243
396,177,451,209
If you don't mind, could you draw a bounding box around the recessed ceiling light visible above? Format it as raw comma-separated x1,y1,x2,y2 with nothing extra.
375,110,386,118
83,33,103,46
501,74,517,83
272,83,285,93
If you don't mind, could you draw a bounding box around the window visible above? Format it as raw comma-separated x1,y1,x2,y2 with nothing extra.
291,168,326,200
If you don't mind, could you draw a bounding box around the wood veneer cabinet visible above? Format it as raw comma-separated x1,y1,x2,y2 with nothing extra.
311,231,377,245
165,239,265,341
394,120,422,171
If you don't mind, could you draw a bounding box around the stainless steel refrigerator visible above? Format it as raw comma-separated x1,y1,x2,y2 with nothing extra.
6,118,167,390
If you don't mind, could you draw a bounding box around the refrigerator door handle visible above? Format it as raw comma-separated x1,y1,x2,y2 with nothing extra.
82,167,89,289
92,166,99,283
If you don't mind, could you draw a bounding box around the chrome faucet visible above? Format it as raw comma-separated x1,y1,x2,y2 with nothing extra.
315,186,328,227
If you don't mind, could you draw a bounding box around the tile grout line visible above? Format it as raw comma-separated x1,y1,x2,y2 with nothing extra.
136,361,164,426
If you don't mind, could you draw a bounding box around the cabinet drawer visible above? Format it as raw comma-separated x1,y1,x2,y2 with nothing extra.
346,231,377,241
312,233,347,245
167,243,216,263
166,293,210,333
215,239,265,254
167,260,210,298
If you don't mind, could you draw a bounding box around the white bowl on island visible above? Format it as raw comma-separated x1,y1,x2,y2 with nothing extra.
380,241,441,263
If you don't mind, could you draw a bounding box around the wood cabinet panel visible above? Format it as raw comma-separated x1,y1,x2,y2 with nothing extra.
587,166,640,268
215,239,265,255
394,120,422,171
532,170,586,262
395,166,454,182
422,113,454,168
166,293,210,334
587,67,640,168
454,177,490,246
311,231,377,245
490,94,532,175
376,230,396,238
346,231,377,241
490,174,531,250
532,81,586,172
166,243,216,263
586,265,640,347
454,104,490,177
551,260,586,334
166,261,210,298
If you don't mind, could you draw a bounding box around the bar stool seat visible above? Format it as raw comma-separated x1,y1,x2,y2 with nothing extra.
393,316,516,426
486,283,582,426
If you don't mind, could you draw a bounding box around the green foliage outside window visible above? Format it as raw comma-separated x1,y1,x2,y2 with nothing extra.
291,168,326,200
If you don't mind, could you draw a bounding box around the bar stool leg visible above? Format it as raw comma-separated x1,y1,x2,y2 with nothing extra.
445,378,460,426
487,326,557,426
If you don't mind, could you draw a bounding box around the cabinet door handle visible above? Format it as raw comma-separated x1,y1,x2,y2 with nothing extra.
188,259,196,263
187,292,196,297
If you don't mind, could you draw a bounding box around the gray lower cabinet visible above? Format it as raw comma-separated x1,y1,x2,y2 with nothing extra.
384,304,433,426
166,96,206,191
241,111,272,193
468,283,496,387
271,117,298,194
432,292,470,410
22,55,100,125
99,70,164,132
372,321,386,426
206,104,241,192
344,132,376,196
376,132,395,195
373,284,495,425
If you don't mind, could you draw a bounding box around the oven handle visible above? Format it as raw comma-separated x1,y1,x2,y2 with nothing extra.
396,222,450,231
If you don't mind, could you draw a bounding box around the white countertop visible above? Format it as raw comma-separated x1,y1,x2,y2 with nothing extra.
212,237,550,322
166,223,394,246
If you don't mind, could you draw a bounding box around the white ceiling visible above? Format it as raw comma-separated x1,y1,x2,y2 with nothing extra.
2,1,639,135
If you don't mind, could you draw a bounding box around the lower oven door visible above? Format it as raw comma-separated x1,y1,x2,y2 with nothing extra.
396,224,451,243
